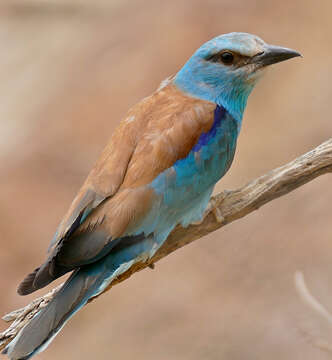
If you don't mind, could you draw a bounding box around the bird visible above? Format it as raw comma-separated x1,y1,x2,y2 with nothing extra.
3,32,301,360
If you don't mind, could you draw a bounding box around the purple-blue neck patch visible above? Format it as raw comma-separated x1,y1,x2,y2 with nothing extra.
192,105,226,152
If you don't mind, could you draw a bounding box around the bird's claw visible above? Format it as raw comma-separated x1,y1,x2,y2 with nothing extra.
191,194,227,226
208,197,225,224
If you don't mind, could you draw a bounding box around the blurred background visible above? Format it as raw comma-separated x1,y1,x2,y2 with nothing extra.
0,1,331,359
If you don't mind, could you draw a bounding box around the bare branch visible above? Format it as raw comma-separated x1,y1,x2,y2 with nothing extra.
1,138,332,351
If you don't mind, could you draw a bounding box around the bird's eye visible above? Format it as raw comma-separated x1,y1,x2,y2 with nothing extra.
220,51,234,65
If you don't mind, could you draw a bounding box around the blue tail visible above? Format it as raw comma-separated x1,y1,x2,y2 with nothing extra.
4,268,103,359
3,235,155,360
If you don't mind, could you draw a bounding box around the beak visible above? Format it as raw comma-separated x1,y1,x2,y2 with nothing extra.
252,45,302,67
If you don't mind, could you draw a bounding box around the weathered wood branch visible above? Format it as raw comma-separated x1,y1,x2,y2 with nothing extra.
1,138,331,350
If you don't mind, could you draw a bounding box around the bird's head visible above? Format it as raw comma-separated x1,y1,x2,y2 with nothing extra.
174,32,301,122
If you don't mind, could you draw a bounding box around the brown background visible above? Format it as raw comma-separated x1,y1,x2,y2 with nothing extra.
0,1,331,359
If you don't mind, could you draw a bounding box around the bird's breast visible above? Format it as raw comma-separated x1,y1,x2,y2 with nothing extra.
144,105,238,234
151,105,238,202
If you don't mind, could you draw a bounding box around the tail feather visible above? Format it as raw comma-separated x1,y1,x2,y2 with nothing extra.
4,268,104,360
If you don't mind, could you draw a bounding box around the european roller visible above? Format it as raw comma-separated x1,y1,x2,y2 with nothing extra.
3,32,300,359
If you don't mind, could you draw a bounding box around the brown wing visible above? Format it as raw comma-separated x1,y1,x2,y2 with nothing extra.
18,82,216,295
51,82,216,248
75,83,217,239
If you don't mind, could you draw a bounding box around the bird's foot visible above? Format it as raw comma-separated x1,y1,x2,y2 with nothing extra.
207,197,225,224
148,263,155,270
191,192,229,226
